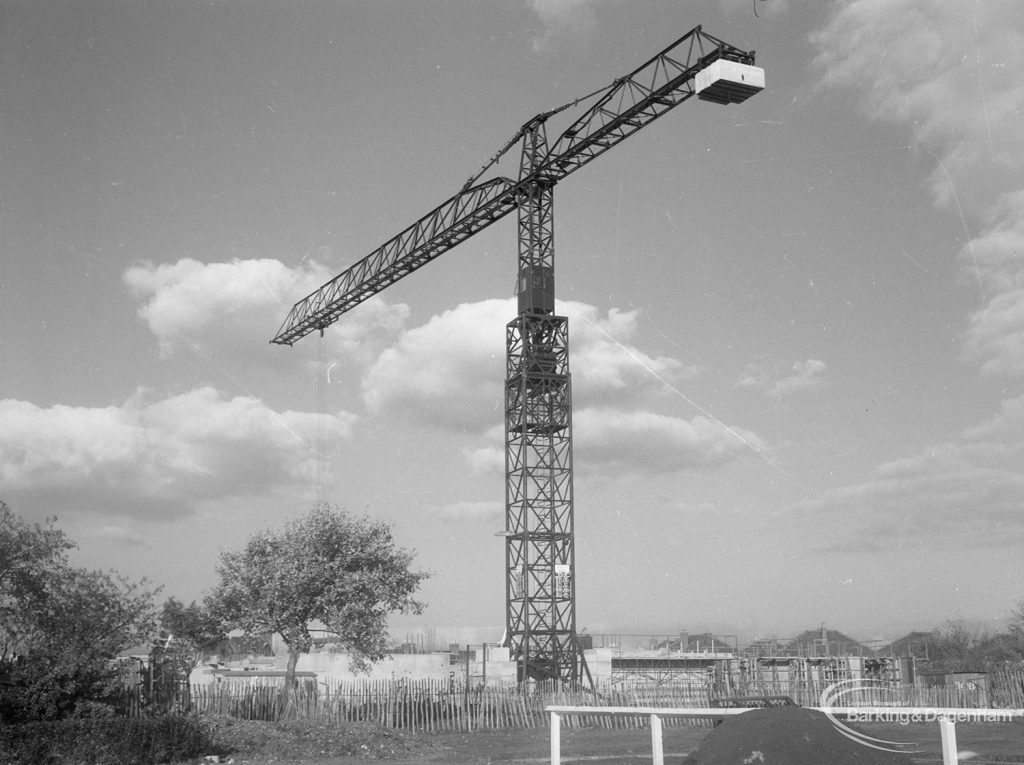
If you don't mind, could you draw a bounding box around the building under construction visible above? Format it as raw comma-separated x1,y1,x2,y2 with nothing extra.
589,627,920,694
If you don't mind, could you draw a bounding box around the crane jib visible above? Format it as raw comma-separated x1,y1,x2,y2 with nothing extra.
271,178,520,345
271,25,760,346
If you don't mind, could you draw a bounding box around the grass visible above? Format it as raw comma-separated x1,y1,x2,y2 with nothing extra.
186,717,1024,765
198,715,447,762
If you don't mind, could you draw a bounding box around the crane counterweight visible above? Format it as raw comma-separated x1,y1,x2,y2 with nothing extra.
695,59,766,104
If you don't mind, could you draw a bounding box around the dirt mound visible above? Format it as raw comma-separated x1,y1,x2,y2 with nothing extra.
681,706,916,765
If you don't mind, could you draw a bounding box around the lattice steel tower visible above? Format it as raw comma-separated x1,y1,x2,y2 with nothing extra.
272,26,764,685
503,118,584,682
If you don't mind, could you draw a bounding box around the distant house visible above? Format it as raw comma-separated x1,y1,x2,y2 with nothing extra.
783,626,875,658
655,632,736,654
740,636,791,658
879,630,938,660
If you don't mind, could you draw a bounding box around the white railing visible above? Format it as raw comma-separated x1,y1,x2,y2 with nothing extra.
545,705,1024,765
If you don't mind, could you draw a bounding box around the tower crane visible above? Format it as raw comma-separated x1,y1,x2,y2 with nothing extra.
272,25,763,685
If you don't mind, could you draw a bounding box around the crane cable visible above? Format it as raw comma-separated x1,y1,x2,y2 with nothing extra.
316,328,327,507
461,79,615,191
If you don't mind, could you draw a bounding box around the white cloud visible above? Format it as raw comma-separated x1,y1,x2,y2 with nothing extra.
361,298,699,432
0,387,356,519
125,257,325,356
564,303,698,402
358,297,763,477
961,191,1024,377
737,358,826,396
124,257,409,366
361,299,509,431
964,287,1024,378
813,0,1024,201
458,406,761,479
961,191,1024,295
575,407,762,476
812,0,1024,379
789,392,1024,551
462,426,506,475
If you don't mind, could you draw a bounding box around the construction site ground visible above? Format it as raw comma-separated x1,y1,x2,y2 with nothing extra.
211,720,1024,764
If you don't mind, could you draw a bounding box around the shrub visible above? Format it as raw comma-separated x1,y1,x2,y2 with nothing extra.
0,714,212,764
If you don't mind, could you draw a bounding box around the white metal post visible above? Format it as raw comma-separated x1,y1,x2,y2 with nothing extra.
550,710,562,765
939,717,957,765
650,713,664,765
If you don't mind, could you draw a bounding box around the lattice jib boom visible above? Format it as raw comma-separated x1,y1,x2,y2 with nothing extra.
270,26,758,346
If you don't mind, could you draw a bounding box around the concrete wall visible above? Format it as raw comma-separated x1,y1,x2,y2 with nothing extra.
192,644,614,686
291,650,452,681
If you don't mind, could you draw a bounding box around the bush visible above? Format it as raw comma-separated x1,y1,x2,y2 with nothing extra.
0,714,212,764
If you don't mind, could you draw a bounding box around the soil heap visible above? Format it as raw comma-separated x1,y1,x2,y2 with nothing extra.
681,706,917,765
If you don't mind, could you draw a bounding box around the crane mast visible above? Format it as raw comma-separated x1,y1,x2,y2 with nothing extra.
273,26,763,684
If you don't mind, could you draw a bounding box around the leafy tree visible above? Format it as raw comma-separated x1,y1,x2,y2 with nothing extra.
926,615,1024,673
974,631,1023,667
927,618,989,672
157,597,225,677
1008,598,1024,650
0,502,75,663
11,568,159,719
0,502,160,720
211,503,430,689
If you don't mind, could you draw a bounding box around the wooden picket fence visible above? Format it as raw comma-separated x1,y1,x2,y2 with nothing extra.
188,678,583,729
177,678,724,728
168,670,1024,729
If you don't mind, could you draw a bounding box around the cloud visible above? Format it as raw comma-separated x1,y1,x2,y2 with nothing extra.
458,406,761,479
125,257,325,356
812,0,1024,204
566,303,699,402
964,287,1024,378
575,407,763,476
124,257,409,366
361,298,699,432
361,297,762,477
788,392,1024,551
961,191,1024,377
0,387,357,519
737,358,827,396
462,426,506,475
361,299,508,431
812,0,1024,379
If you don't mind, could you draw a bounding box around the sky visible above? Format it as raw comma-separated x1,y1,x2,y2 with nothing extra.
2,0,1023,648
